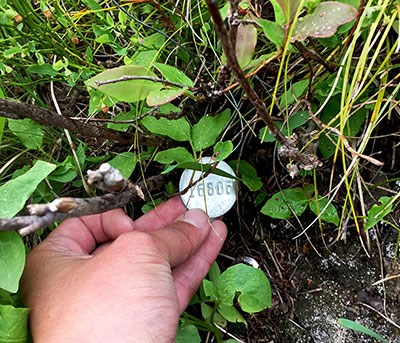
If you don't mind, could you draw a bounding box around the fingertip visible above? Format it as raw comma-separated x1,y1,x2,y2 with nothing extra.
181,209,209,229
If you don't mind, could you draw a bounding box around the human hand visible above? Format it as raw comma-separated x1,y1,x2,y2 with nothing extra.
20,197,227,343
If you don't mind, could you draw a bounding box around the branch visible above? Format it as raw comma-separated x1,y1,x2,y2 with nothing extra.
94,75,193,90
0,163,167,236
0,99,160,146
205,0,322,170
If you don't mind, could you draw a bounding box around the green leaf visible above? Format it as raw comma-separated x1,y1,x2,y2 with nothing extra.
230,160,263,191
146,88,187,107
338,318,387,342
261,187,309,219
366,196,394,230
48,157,77,183
235,23,257,68
309,196,339,225
141,117,191,141
269,0,287,25
0,232,25,293
218,263,272,313
213,141,234,161
192,110,231,151
154,63,194,87
255,18,285,49
218,303,247,324
202,279,219,301
292,2,358,42
208,261,221,285
279,80,309,109
27,63,57,76
108,152,137,179
154,147,195,164
87,65,162,103
7,118,43,150
0,160,56,219
176,323,200,343
0,304,29,342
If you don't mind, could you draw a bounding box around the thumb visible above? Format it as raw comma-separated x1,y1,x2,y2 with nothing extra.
147,209,213,267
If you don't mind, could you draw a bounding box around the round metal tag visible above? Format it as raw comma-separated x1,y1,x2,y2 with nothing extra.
179,157,236,218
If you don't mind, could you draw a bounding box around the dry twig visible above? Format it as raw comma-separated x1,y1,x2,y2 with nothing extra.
0,99,161,146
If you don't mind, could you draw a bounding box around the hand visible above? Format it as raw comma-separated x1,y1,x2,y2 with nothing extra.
20,197,227,343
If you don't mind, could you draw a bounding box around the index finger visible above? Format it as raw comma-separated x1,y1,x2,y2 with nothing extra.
41,197,187,255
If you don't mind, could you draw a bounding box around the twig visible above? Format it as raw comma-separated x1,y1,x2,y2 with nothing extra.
94,75,192,90
0,163,167,236
0,99,160,146
205,0,322,171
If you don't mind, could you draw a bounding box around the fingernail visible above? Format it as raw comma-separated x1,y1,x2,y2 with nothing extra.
182,209,208,229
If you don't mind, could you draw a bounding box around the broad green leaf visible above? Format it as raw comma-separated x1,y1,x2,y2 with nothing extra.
229,160,263,191
255,18,285,49
261,187,309,219
192,110,231,152
218,264,272,313
213,141,233,161
309,196,339,225
154,147,195,164
27,63,57,76
87,65,162,103
235,23,257,68
154,63,194,87
338,318,387,342
7,118,43,150
108,152,137,179
146,88,187,107
292,2,358,42
176,323,200,343
0,304,29,342
366,196,394,230
279,80,309,109
218,303,246,324
0,232,25,293
0,231,25,292
0,160,56,219
141,117,191,142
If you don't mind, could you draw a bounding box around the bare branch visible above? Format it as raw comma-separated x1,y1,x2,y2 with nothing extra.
94,75,192,90
0,99,160,146
0,163,167,236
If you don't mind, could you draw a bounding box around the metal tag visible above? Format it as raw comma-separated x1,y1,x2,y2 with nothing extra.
179,157,236,218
